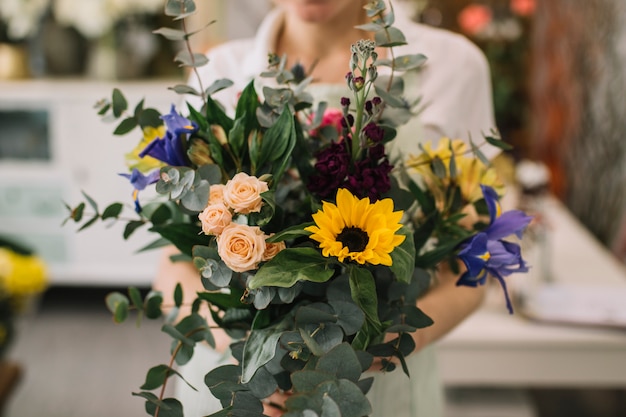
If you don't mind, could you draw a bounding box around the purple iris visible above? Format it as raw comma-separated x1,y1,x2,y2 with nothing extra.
119,168,160,212
457,185,533,313
139,105,196,167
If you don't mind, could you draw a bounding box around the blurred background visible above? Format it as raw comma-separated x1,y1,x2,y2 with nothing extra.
1,0,626,416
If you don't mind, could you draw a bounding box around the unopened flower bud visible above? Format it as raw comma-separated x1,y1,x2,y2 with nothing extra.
188,138,213,166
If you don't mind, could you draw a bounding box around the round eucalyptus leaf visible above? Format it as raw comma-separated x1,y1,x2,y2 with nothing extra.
328,300,365,336
204,364,245,401
310,323,343,354
144,397,183,417
314,379,372,417
315,343,362,382
251,286,275,310
246,366,278,399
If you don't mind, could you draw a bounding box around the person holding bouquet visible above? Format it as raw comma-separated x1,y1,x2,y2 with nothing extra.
153,0,501,416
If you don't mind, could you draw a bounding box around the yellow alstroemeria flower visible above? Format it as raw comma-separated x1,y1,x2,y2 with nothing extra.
406,137,504,204
125,125,166,173
304,189,405,266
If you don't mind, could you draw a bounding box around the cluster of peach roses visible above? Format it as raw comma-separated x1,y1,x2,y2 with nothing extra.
198,172,286,273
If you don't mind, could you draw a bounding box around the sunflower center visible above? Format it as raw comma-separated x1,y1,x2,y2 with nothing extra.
336,227,369,253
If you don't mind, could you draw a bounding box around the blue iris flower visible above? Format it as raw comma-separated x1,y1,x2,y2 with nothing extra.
119,168,160,213
139,105,196,167
457,185,533,313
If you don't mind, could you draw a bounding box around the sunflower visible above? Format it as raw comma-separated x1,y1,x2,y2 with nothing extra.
305,189,405,266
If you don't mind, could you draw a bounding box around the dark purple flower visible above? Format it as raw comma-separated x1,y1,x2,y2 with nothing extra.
119,168,160,212
457,185,533,313
363,122,384,143
346,158,393,201
307,141,350,198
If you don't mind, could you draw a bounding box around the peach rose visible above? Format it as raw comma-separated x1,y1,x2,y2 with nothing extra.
217,223,266,272
223,172,269,214
208,184,225,205
198,202,232,235
263,235,286,261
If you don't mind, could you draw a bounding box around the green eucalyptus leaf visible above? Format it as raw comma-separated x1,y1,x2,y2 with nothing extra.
140,364,193,391
246,366,278,399
291,370,334,393
247,248,334,289
153,27,187,41
145,397,183,417
328,300,365,336
175,51,209,68
124,220,146,239
241,326,283,383
101,202,123,219
316,342,363,382
403,305,433,329
169,84,201,96
149,222,210,257
81,191,99,215
173,283,183,307
112,88,127,118
105,292,129,323
128,286,143,311
138,108,163,129
181,179,210,212
205,364,247,401
165,0,196,19
144,291,163,319
206,78,234,96
374,27,407,47
77,215,99,232
113,117,137,135
299,328,325,357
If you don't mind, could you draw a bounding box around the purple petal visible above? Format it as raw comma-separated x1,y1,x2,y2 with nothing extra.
485,210,533,241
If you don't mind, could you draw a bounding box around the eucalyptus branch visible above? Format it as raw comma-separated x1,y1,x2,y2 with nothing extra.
182,17,208,108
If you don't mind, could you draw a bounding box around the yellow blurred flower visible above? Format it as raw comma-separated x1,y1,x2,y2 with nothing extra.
125,125,166,172
406,137,504,204
305,188,405,266
0,248,48,298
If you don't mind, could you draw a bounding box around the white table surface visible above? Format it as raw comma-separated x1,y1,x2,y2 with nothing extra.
437,194,626,388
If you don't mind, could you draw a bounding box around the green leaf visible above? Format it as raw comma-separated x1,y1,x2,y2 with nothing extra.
165,0,196,19
77,215,99,232
124,220,146,239
348,267,382,333
149,222,211,257
114,117,137,135
174,283,183,308
128,286,143,310
145,397,183,417
254,106,296,178
169,84,200,96
291,369,334,393
378,53,427,71
234,80,259,138
101,202,123,219
205,78,234,96
105,292,129,323
374,27,407,47
484,134,513,151
140,364,190,391
328,300,365,336
228,115,247,159
196,290,247,310
81,191,99,215
389,226,415,284
111,88,127,118
265,223,313,242
71,202,85,222
247,248,334,289
315,343,363,382
299,327,326,357
241,325,283,383
144,291,163,319
153,27,187,41
138,108,163,129
175,51,209,68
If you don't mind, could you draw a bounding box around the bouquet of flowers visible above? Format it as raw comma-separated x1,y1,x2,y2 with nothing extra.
65,1,531,416
0,237,48,358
